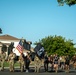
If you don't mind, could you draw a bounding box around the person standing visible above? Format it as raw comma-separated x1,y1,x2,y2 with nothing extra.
8,51,16,72
65,55,70,73
18,53,25,72
44,52,49,72
71,55,76,70
25,52,31,72
53,54,59,73
34,55,41,73
0,50,6,71
48,55,54,71
59,56,65,70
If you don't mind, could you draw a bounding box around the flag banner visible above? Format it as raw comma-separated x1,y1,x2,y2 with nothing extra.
37,47,45,58
34,43,45,58
16,40,23,54
34,43,42,52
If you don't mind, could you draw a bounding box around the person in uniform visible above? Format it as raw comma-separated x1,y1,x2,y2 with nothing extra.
34,55,41,73
18,53,25,72
44,52,49,72
8,51,16,72
0,50,6,71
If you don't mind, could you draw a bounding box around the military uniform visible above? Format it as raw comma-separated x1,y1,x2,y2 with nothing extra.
0,51,6,71
19,53,25,72
8,52,16,72
34,55,41,73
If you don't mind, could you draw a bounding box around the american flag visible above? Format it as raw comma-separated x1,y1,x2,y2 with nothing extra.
16,40,23,53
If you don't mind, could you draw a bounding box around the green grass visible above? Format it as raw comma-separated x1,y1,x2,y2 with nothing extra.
4,61,9,67
4,61,20,67
4,61,35,67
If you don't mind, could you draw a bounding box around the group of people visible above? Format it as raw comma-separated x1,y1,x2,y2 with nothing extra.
0,50,31,72
44,53,76,73
0,50,76,73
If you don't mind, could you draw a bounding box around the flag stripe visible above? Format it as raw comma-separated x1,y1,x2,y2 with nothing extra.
16,40,23,53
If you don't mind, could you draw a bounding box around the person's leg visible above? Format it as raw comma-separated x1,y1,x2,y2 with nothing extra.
26,61,29,72
65,64,68,72
56,64,58,73
46,63,48,71
1,61,4,71
44,63,46,72
34,64,37,72
67,65,69,73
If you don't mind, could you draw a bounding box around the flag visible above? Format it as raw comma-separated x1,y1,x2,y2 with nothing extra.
16,40,23,54
34,43,42,52
37,47,45,58
34,43,45,58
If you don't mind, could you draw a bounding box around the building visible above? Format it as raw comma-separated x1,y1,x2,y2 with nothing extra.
0,34,32,56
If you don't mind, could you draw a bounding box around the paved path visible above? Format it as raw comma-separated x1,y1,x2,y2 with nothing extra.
0,67,76,75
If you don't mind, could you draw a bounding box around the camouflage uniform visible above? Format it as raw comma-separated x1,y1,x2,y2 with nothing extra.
0,51,6,71
19,53,25,72
8,52,16,72
34,55,41,73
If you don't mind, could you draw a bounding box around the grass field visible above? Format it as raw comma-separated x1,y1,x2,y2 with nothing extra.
4,61,20,67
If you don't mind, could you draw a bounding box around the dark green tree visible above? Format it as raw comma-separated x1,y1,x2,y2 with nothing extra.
34,35,75,57
57,0,76,6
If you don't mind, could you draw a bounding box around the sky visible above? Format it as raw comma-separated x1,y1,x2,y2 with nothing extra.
0,0,76,47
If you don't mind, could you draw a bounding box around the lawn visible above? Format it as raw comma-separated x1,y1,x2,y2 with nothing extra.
4,61,20,67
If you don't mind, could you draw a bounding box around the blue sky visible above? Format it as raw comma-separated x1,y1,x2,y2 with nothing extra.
0,0,76,47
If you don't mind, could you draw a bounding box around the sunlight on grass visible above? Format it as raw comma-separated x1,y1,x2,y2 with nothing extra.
4,61,20,67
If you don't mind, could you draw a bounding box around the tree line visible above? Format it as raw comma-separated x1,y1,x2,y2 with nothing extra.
57,0,76,6
34,35,76,58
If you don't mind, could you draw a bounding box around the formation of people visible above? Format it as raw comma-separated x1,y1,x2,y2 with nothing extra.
0,50,76,73
0,50,31,72
44,53,76,73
